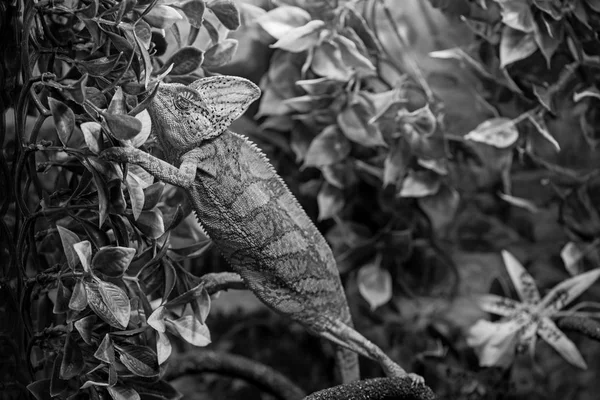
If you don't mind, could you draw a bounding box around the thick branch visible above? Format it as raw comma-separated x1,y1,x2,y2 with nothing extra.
164,350,306,400
303,377,436,400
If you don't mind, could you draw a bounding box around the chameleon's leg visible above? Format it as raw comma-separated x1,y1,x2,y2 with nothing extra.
321,319,425,386
100,147,198,188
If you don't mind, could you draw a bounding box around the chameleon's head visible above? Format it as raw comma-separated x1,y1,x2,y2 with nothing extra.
149,76,261,149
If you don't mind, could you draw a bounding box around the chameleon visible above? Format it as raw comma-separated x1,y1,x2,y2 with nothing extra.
101,76,423,385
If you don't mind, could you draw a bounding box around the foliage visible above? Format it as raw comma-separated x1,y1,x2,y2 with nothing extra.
4,0,600,399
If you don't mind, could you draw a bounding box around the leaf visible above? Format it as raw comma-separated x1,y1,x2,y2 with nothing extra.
334,35,375,76
108,87,127,115
500,26,538,68
465,117,519,148
52,280,71,314
538,268,600,314
135,208,165,239
161,47,204,76
181,0,205,28
62,73,89,105
209,0,240,30
322,161,357,189
396,105,437,137
92,246,136,277
56,226,80,270
126,172,145,220
143,182,165,210
50,354,68,396
142,5,183,29
270,20,324,52
148,305,167,332
528,112,560,151
116,344,160,377
203,39,238,68
496,0,536,32
85,280,130,329
357,256,392,310
303,125,351,167
256,6,311,39
167,315,211,346
27,379,52,400
130,110,152,148
561,242,585,276
317,182,345,221
398,170,441,198
69,279,88,311
477,294,521,317
107,386,141,400
338,95,387,147
103,113,143,140
383,139,409,187
156,331,172,365
48,98,76,146
418,185,460,233
312,40,352,81
537,317,587,369
74,315,96,345
73,240,92,273
94,334,115,364
501,250,542,304
60,333,84,379
80,122,103,154
466,319,523,367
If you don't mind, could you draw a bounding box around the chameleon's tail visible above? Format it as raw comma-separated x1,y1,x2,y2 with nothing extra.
336,346,360,383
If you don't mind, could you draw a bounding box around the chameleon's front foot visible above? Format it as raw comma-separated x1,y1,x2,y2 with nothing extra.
100,147,133,163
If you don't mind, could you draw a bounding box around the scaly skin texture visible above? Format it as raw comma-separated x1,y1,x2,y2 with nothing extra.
101,76,423,385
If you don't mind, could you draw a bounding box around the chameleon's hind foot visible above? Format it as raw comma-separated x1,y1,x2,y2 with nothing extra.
407,373,425,386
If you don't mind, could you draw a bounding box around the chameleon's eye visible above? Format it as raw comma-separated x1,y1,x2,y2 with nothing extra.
173,89,204,111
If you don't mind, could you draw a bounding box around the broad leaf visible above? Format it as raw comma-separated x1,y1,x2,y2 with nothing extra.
48,98,76,146
94,334,115,364
357,257,392,310
85,280,130,329
60,333,84,379
538,268,600,313
135,208,165,239
501,250,541,304
107,386,141,400
69,279,88,311
74,315,96,345
56,226,80,270
271,20,324,52
142,5,183,29
203,39,238,68
209,0,240,30
116,344,160,377
92,246,136,277
465,117,519,148
538,317,587,369
317,182,344,221
126,172,145,220
477,294,521,317
103,113,143,140
303,125,351,167
80,122,103,154
181,0,205,28
167,315,211,346
73,240,92,273
148,305,167,332
157,331,172,364
500,26,538,68
162,47,204,76
256,6,311,39
467,318,524,367
398,170,441,198
338,95,386,147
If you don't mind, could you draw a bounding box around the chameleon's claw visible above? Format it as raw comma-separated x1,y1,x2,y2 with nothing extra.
407,373,425,386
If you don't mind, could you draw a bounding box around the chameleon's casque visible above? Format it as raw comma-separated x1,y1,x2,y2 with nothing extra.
101,76,422,385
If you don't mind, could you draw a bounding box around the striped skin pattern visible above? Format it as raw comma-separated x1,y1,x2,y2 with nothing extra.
101,76,423,385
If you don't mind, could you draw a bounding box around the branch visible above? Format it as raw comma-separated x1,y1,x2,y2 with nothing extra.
200,272,246,295
303,377,436,400
164,350,306,400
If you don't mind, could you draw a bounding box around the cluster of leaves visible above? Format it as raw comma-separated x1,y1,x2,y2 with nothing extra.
252,0,463,314
247,0,600,394
5,0,250,399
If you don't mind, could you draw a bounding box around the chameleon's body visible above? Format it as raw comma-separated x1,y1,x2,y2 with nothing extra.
102,76,422,385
